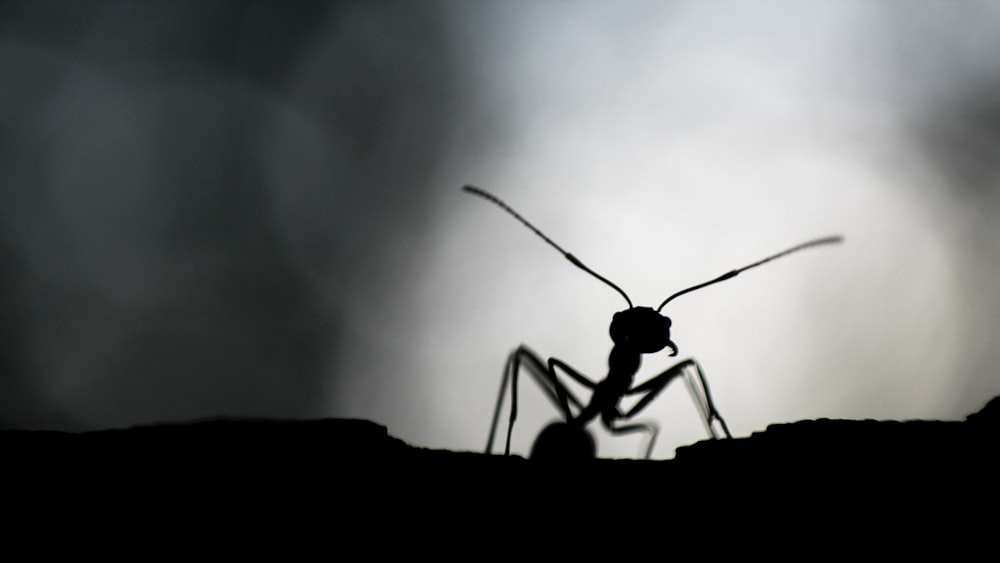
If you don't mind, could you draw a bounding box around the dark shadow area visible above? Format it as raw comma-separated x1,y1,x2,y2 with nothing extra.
0,2,467,430
0,236,78,429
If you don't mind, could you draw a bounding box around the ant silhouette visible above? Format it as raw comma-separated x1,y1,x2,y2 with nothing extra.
464,185,842,460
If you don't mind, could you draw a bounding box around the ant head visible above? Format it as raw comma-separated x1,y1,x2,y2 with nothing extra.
609,307,677,356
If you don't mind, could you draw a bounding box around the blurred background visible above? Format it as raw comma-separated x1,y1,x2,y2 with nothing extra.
2,0,998,458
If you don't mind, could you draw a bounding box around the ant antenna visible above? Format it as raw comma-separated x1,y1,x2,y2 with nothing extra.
463,185,634,309
656,236,843,312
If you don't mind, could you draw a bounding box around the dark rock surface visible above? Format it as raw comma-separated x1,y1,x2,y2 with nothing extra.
5,396,996,526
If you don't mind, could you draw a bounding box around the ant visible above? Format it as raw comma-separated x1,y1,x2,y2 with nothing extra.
464,185,842,460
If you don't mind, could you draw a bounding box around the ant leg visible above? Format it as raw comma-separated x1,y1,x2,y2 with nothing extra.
485,352,514,455
682,359,732,439
623,361,689,417
485,346,591,455
623,359,732,440
549,358,598,390
605,420,661,459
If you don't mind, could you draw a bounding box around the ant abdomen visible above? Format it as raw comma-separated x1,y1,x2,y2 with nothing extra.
530,422,596,461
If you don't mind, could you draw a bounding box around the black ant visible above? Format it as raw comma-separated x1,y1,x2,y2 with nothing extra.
464,185,842,460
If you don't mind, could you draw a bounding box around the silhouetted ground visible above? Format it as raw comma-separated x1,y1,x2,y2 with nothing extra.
5,396,996,533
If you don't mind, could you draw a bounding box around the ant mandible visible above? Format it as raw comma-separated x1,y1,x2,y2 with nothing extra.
463,185,842,460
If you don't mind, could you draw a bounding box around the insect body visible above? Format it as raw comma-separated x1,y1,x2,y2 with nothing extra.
464,185,842,459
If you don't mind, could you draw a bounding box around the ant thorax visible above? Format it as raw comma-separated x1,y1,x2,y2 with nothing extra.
607,346,641,384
